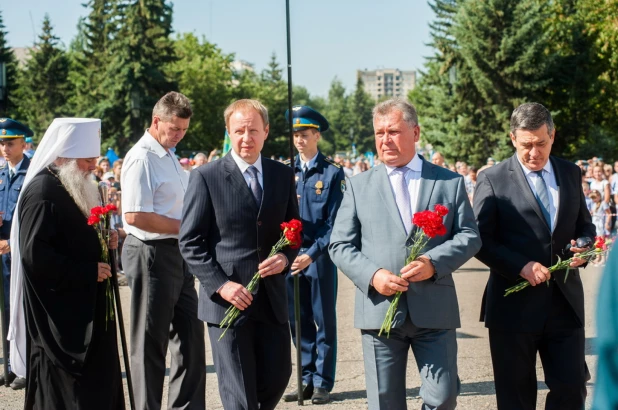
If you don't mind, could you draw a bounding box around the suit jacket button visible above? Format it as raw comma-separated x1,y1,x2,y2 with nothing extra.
257,221,262,226
257,247,262,252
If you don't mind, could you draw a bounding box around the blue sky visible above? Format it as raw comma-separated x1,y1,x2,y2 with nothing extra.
4,0,435,97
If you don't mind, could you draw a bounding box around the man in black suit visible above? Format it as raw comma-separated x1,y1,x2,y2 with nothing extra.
474,102,596,410
179,99,300,410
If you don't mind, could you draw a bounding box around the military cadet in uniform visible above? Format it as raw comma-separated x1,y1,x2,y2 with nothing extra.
282,106,345,405
0,118,32,390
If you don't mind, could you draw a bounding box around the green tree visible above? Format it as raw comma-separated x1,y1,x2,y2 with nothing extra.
232,53,291,158
414,0,559,167
323,78,351,154
349,77,375,154
544,0,613,160
167,33,234,152
68,0,116,128
14,15,71,138
102,0,177,152
411,0,472,165
0,11,18,117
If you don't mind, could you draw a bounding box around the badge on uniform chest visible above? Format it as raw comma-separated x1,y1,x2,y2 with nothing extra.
315,180,323,195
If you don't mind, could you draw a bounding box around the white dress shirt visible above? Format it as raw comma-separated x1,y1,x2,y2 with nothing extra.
8,158,23,177
230,149,263,189
299,152,319,172
121,130,188,240
385,153,423,215
517,157,559,232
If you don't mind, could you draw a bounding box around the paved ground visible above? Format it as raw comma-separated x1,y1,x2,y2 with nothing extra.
0,258,603,409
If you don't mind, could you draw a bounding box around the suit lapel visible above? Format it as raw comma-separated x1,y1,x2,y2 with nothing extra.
223,153,259,213
374,164,408,236
508,154,550,231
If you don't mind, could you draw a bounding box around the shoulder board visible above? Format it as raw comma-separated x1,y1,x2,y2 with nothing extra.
323,157,341,168
282,159,291,166
0,164,6,170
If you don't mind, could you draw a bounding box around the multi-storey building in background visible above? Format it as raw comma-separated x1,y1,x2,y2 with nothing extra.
357,68,416,100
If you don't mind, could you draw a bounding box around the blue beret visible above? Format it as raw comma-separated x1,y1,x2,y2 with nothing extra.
0,118,34,141
285,106,329,132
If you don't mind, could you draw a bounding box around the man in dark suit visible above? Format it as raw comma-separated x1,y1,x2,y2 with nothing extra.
474,102,596,410
179,99,300,410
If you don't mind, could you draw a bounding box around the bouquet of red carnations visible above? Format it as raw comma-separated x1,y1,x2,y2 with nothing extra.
504,236,610,296
219,219,303,340
87,204,118,324
379,204,449,337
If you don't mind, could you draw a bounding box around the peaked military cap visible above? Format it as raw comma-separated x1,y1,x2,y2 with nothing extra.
0,118,34,142
285,105,329,132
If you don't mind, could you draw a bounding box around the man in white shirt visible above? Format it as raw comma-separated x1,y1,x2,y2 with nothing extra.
121,92,205,410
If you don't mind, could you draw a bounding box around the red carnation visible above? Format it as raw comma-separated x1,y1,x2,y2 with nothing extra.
87,215,100,226
434,204,449,217
595,236,606,250
105,204,118,213
288,219,302,231
91,206,105,216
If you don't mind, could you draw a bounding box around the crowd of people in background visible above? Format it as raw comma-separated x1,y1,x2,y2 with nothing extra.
11,134,617,270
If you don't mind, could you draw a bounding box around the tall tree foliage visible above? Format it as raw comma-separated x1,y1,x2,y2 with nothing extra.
322,78,351,154
167,33,234,152
232,53,291,158
414,0,556,167
349,77,374,154
14,15,70,138
69,0,116,132
0,11,18,117
544,0,614,160
103,0,176,152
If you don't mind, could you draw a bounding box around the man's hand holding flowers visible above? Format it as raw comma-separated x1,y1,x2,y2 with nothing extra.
219,282,253,311
401,255,435,282
258,253,289,278
567,238,592,267
372,269,409,296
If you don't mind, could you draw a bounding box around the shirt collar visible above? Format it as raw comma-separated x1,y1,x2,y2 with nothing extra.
300,152,319,170
385,153,423,175
142,130,169,159
516,155,553,177
9,159,24,174
230,149,263,176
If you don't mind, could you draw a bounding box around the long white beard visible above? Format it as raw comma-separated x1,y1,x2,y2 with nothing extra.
56,160,101,217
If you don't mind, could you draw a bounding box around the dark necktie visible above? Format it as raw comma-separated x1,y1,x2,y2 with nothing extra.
9,169,14,180
246,166,263,208
534,170,551,228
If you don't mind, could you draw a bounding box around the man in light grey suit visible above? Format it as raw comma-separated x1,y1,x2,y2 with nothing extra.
329,98,481,410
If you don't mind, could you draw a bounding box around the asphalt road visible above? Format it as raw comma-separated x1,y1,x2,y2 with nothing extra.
0,258,603,409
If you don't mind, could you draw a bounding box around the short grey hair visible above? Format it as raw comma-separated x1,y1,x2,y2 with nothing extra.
152,91,193,121
224,99,269,129
372,98,418,127
510,102,554,135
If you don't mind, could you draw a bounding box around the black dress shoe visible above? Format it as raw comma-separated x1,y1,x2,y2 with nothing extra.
311,387,331,405
10,377,26,390
0,372,16,386
282,384,313,402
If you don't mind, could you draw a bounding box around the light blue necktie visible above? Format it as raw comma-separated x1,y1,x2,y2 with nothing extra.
392,167,412,234
534,170,551,228
246,166,263,208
